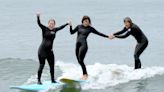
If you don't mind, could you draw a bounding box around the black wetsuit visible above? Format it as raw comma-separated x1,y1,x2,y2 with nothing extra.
114,23,148,69
70,25,108,75
37,16,68,83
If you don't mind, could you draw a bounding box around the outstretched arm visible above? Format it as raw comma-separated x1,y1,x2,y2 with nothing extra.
55,23,69,32
70,25,78,35
114,29,131,38
91,27,108,38
113,27,127,35
37,13,46,29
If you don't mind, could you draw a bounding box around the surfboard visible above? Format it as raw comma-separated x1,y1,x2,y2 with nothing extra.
10,81,64,91
60,78,88,84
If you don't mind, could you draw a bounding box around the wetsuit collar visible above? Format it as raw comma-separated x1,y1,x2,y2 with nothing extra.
81,24,90,28
48,27,55,31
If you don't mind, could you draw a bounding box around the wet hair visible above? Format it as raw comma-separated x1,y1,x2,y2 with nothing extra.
48,19,56,24
124,17,133,24
81,16,91,24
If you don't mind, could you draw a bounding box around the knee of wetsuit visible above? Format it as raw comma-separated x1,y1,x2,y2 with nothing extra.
40,64,45,67
50,69,54,72
78,60,85,65
78,61,82,65
38,64,44,70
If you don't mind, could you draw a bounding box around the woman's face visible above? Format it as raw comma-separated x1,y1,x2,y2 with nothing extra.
124,21,131,29
82,19,90,27
48,20,55,30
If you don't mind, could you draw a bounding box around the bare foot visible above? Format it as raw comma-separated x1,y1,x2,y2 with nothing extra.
80,74,88,80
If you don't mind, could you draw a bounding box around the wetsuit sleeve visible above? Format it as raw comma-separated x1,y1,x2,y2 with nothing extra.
55,23,68,32
114,29,131,38
37,16,46,29
113,27,127,35
70,25,78,34
91,27,108,38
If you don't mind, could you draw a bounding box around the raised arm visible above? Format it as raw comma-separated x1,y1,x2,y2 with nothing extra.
91,27,108,38
37,14,46,29
70,25,78,35
55,23,69,32
114,29,131,38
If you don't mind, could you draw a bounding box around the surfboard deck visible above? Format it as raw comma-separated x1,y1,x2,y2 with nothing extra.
10,81,63,91
10,78,88,91
60,78,88,84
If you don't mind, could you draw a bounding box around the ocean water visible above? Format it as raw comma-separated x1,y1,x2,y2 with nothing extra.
0,0,164,92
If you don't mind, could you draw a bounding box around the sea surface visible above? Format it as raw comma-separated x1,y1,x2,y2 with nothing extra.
0,0,164,92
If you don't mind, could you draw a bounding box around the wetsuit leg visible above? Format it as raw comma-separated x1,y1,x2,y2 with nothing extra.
47,51,55,82
76,43,80,62
76,42,86,74
38,54,46,83
78,42,88,75
134,42,148,69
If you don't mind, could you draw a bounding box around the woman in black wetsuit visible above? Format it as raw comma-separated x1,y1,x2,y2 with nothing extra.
36,12,69,84
110,17,148,69
69,16,109,80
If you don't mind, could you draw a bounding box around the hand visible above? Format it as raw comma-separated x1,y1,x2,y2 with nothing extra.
67,21,72,26
109,34,115,40
36,12,41,16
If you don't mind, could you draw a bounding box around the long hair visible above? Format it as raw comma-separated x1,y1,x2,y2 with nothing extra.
124,17,133,24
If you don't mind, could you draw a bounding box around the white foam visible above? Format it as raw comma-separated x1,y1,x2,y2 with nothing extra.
25,61,164,90
56,61,164,89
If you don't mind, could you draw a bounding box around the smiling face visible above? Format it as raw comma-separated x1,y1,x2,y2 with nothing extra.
82,16,91,27
123,17,132,29
124,21,131,29
48,19,55,30
82,19,90,27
